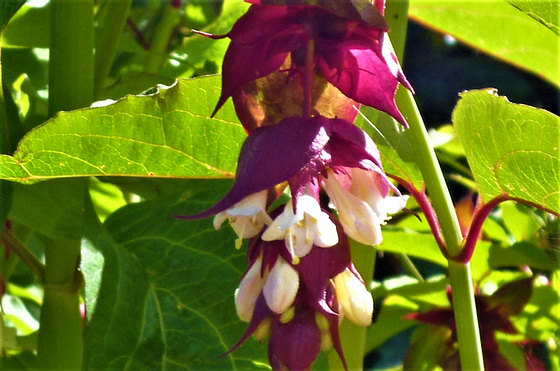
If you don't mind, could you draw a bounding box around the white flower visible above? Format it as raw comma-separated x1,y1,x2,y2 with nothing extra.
261,195,338,263
235,254,300,320
333,268,374,326
324,168,407,245
263,257,299,314
214,191,273,243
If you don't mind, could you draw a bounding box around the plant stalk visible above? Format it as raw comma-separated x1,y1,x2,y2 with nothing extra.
144,3,181,74
39,0,95,368
94,0,133,97
399,87,484,370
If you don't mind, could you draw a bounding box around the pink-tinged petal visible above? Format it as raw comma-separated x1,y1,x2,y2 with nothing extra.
318,45,411,127
268,309,322,370
179,117,331,219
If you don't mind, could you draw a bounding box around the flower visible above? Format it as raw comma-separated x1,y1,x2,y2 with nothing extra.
262,194,338,263
182,116,387,221
229,212,374,370
324,167,408,245
196,0,413,127
333,267,374,326
213,190,273,247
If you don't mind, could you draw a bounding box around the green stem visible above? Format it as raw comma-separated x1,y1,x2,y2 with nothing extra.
94,0,133,97
39,1,94,368
49,0,94,115
37,237,84,369
397,253,424,282
144,4,181,74
328,242,376,370
399,88,484,370
1,228,45,283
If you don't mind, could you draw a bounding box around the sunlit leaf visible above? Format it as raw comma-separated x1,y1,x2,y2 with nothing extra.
453,89,560,214
409,0,560,86
377,230,447,267
507,0,560,35
83,179,270,369
0,76,246,183
2,3,47,48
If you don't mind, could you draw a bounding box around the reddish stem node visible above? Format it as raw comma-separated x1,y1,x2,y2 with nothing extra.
455,193,510,263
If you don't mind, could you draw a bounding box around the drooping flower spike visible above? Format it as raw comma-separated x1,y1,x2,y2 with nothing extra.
195,0,413,127
229,211,374,370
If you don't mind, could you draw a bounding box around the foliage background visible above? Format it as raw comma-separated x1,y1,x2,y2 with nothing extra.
0,0,558,369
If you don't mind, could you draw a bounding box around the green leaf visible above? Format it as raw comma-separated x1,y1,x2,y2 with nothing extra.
2,3,49,48
83,179,270,369
409,0,560,86
0,0,26,35
403,325,451,370
377,230,447,267
0,76,246,183
507,0,560,35
365,295,419,353
500,200,545,242
8,179,87,239
453,89,560,214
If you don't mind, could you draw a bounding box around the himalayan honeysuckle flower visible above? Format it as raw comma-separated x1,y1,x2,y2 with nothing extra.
262,194,338,263
184,115,389,220
333,267,374,326
195,0,413,128
213,190,273,247
324,167,408,245
229,214,370,370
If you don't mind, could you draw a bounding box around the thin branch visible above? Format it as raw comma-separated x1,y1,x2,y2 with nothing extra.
1,227,45,283
389,174,449,258
456,193,510,263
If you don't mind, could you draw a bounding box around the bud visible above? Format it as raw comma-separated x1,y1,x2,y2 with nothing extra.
263,257,299,314
333,268,374,326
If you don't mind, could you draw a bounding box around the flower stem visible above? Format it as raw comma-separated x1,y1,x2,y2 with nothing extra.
302,39,315,117
458,193,509,263
398,87,484,370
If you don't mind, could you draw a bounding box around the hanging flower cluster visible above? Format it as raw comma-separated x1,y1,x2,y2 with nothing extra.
181,0,412,368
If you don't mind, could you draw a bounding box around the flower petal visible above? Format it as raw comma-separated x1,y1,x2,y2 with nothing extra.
235,255,266,322
318,42,412,127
